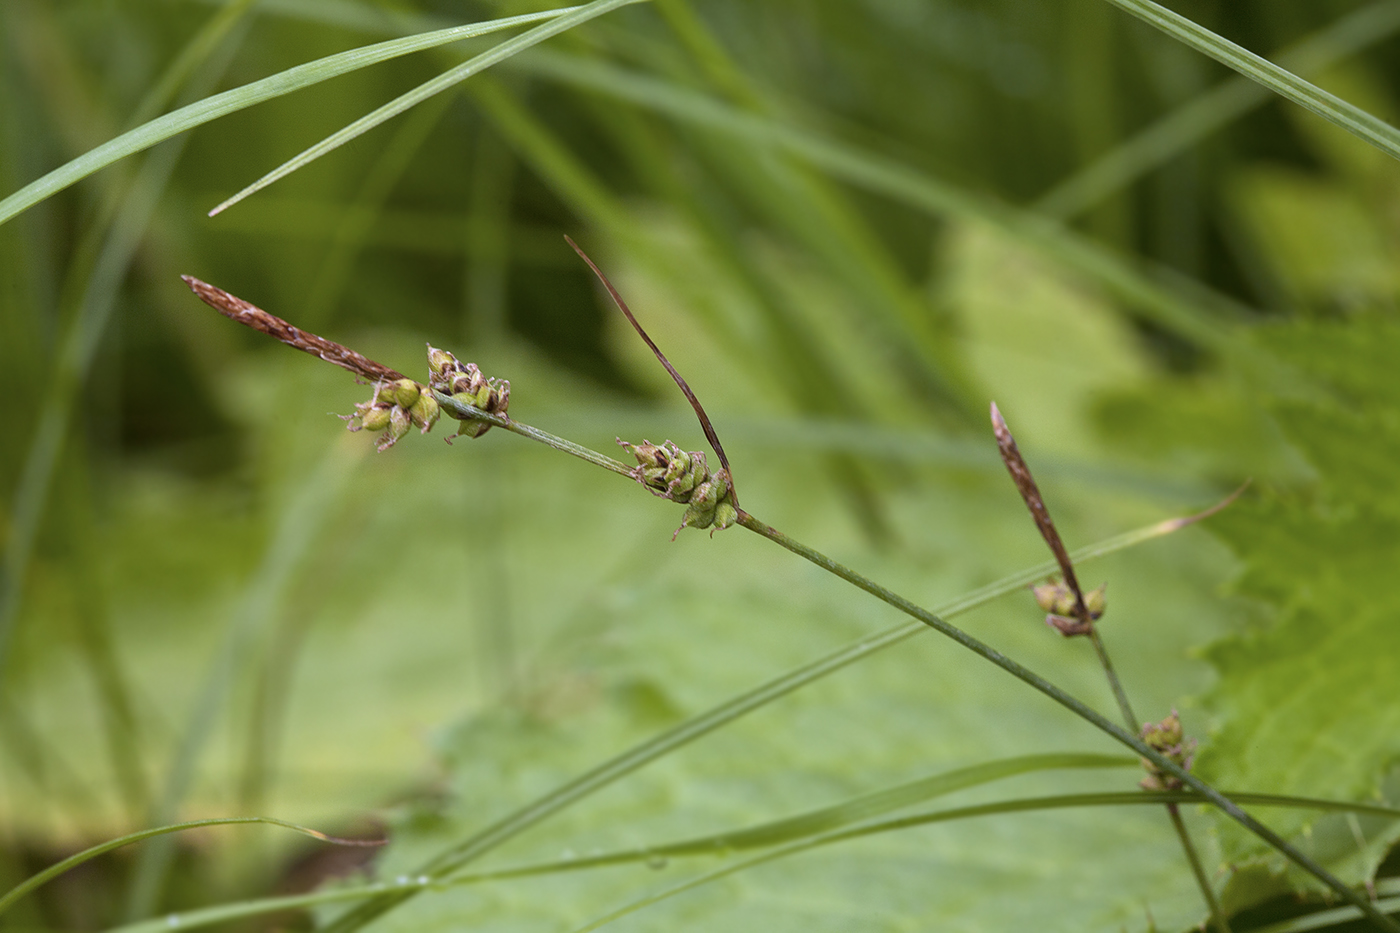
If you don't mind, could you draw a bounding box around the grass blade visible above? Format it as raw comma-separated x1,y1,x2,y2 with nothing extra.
1038,0,1400,219
206,0,646,216
0,7,577,228
123,440,365,921
0,816,379,918
1098,0,1400,163
100,790,1400,933
567,789,1400,933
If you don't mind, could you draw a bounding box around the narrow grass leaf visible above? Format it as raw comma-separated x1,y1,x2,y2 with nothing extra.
124,441,365,920
567,791,1400,933
1098,0,1400,163
0,7,577,228
1039,0,1400,219
0,816,380,918
207,0,646,216
102,790,1400,933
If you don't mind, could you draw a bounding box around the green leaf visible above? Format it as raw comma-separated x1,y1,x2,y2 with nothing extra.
208,0,645,216
1199,316,1400,884
1098,0,1400,163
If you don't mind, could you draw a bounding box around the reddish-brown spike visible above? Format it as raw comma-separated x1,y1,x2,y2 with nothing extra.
565,235,738,508
990,401,1089,624
182,276,405,383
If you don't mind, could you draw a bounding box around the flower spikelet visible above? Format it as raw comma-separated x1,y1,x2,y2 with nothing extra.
343,378,436,451
428,345,510,439
619,439,738,538
1139,710,1197,791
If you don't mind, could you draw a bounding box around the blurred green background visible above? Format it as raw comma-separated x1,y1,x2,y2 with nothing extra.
3,1,1400,930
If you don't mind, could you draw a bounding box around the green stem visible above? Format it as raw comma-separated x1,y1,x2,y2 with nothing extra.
1086,627,1137,729
1084,624,1226,933
434,391,635,478
1170,801,1231,933
734,510,1395,933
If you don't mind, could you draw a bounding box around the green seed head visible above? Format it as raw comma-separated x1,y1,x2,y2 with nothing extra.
410,391,440,433
391,379,421,409
360,404,392,433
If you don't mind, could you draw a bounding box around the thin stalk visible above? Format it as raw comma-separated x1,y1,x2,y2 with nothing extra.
1170,801,1230,933
734,510,1396,933
434,390,635,478
1086,628,1136,728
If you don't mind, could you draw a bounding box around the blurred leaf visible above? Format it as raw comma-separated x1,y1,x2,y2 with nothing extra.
1099,0,1400,163
0,7,575,228
1198,316,1400,889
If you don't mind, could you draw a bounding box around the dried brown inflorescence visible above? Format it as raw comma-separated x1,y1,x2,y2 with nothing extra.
990,402,1107,637
183,276,405,383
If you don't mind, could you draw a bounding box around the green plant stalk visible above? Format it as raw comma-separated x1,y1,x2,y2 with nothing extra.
124,442,364,921
99,791,1400,933
1087,625,1228,932
1096,0,1400,163
1085,616,1230,932
1169,801,1229,933
423,396,1391,927
734,511,1397,932
0,10,255,692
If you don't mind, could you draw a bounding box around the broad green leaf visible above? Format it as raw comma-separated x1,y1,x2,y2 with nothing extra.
1198,317,1400,887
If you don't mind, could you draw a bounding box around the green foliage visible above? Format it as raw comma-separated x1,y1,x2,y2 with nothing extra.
4,0,1400,930
1198,317,1400,885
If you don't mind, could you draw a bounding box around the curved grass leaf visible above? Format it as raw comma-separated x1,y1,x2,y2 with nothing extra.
1098,0,1400,163
207,0,646,216
99,790,1400,933
0,816,379,918
0,7,578,229
566,790,1400,933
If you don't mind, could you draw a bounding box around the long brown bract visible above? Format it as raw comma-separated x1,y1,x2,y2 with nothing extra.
182,276,405,383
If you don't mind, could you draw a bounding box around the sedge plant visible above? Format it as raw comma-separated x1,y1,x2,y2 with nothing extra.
95,244,1393,933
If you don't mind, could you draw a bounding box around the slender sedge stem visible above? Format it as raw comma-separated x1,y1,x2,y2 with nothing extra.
734,509,1396,933
433,390,634,478
1169,802,1231,933
1088,626,1137,728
